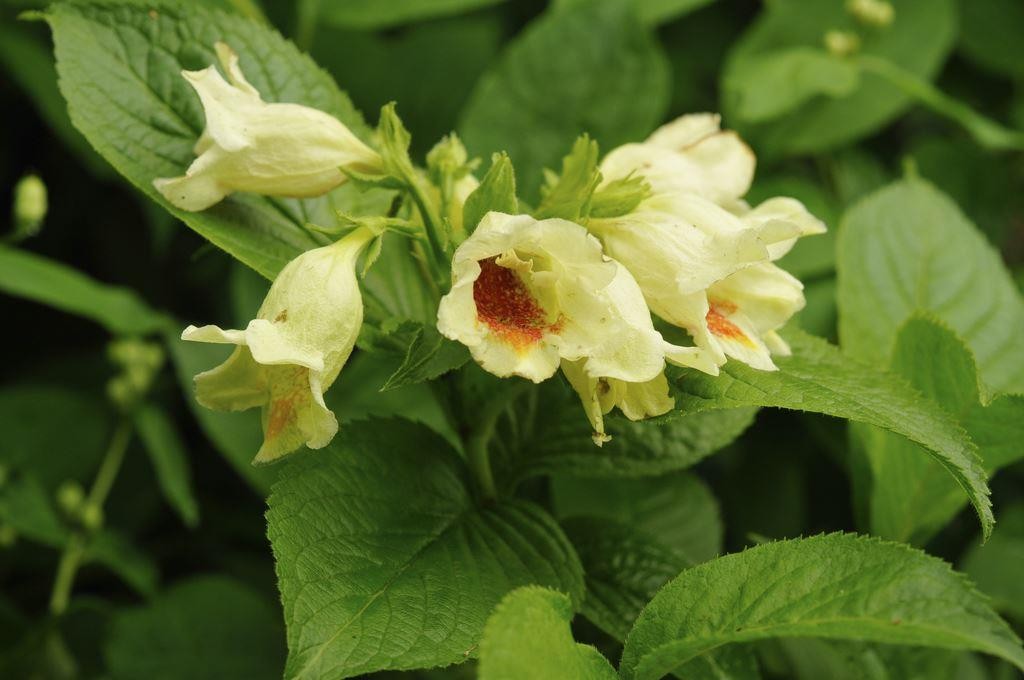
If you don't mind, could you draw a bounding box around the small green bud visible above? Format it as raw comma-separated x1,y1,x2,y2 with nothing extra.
0,524,16,548
426,133,470,181
80,503,104,532
10,173,47,242
846,0,894,27
107,338,165,409
824,30,861,57
56,480,86,515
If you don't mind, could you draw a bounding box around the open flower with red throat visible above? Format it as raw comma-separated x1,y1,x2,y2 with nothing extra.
181,227,373,463
437,211,694,385
154,42,382,212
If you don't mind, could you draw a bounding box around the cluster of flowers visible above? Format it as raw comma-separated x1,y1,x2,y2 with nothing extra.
164,44,824,462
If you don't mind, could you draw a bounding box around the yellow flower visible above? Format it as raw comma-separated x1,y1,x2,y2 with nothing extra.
437,212,700,384
154,43,382,211
181,227,373,463
600,113,756,207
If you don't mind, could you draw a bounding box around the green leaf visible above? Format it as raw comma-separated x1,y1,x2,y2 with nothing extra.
669,330,994,539
478,586,617,680
961,504,1024,621
552,472,722,563
266,418,584,679
460,0,669,197
104,576,286,680
862,316,1024,543
620,533,1024,680
562,518,759,680
361,232,438,327
463,153,518,235
321,0,505,30
958,0,1024,80
562,517,686,641
837,179,1024,394
555,0,716,27
45,1,371,279
133,403,199,528
0,245,169,335
379,323,471,392
491,380,756,486
722,0,956,156
724,47,859,124
0,384,112,491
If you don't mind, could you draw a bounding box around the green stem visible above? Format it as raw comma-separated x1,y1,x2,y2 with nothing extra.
294,0,320,51
406,175,449,281
466,382,530,502
857,55,1024,152
49,418,133,616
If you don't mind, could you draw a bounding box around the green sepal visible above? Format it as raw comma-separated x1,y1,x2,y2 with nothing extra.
589,172,650,218
463,152,519,237
535,135,601,221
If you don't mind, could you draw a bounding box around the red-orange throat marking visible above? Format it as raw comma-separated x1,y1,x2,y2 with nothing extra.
473,257,558,350
706,301,754,347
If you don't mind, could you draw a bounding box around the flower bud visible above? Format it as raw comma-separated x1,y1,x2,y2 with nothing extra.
182,227,374,462
154,43,383,211
11,174,47,241
600,114,756,207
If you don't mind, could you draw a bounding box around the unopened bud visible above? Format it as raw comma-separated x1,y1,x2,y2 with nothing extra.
10,174,47,242
80,503,104,532
846,0,894,27
56,480,86,516
825,30,861,57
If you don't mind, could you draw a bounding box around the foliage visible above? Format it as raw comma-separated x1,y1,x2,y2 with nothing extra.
2,0,1023,678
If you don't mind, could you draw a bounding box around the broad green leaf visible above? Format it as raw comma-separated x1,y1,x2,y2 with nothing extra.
837,179,1024,394
620,534,1024,680
722,0,956,156
562,518,760,680
0,245,169,335
490,378,756,486
104,576,285,680
552,472,722,563
669,330,993,539
133,403,199,527
0,384,111,491
961,504,1024,621
724,47,859,124
321,0,505,30
863,317,1024,543
361,233,438,327
478,587,616,680
556,0,716,26
460,0,669,197
958,0,1024,80
266,418,584,679
45,1,370,279
375,322,470,392
773,638,977,680
463,153,518,234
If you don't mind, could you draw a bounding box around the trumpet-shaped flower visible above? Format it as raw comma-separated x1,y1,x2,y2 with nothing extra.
181,227,374,463
588,192,825,371
599,113,756,206
154,43,382,211
437,212,706,387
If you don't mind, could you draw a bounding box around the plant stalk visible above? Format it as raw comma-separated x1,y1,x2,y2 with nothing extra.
49,417,133,616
